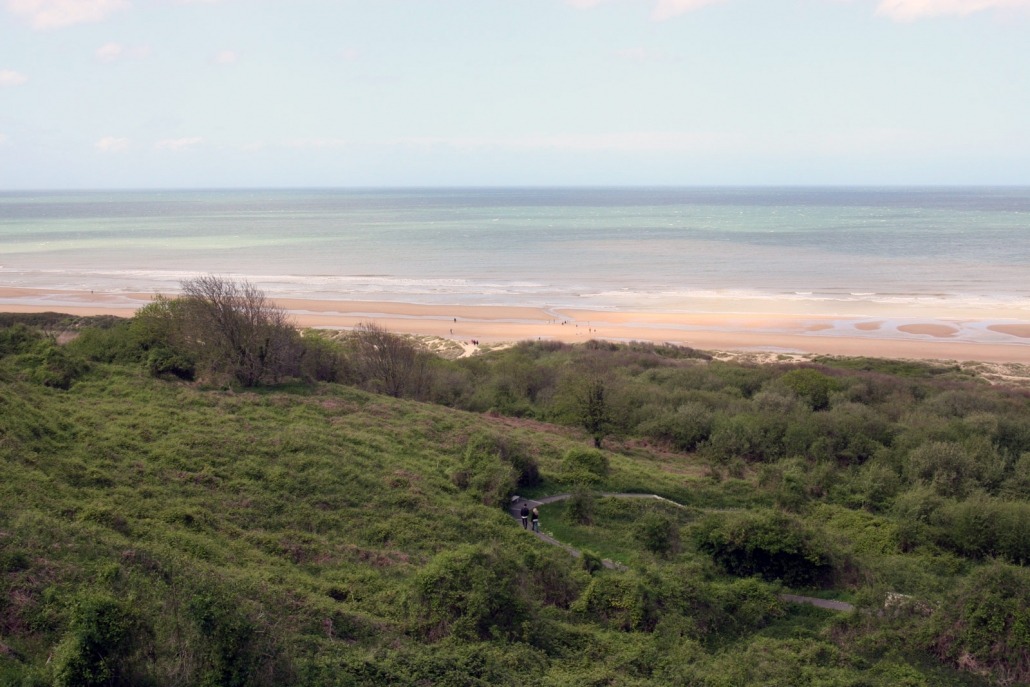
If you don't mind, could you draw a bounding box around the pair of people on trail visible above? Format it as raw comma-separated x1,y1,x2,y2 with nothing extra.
519,502,540,532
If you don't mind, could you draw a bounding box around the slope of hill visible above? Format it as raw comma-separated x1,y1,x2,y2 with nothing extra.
3,322,1027,686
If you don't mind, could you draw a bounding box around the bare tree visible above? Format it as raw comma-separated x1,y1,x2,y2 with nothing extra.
179,275,298,386
349,321,429,398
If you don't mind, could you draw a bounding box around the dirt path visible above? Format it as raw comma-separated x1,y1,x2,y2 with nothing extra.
508,492,855,612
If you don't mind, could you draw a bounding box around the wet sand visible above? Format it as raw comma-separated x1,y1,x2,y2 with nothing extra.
2,286,1030,364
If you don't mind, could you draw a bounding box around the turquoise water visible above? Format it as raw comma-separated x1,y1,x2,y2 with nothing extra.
1,187,1029,316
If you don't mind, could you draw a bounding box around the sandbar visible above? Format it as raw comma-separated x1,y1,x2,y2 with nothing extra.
2,287,1030,364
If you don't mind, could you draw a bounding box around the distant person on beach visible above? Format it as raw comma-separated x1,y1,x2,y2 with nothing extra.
520,503,530,529
531,507,540,532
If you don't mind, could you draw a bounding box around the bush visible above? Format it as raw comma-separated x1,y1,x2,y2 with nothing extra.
933,495,1030,564
410,544,532,641
637,402,713,452
565,487,595,525
926,561,1030,686
906,440,1003,498
692,510,836,587
64,322,143,364
705,412,786,463
0,323,47,357
187,589,259,687
560,447,610,485
146,346,196,380
635,511,679,557
28,344,89,389
571,574,655,631
774,368,840,411
580,548,604,575
452,432,539,505
51,593,142,687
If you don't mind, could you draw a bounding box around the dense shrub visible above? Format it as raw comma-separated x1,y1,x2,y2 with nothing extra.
637,401,714,452
27,344,89,389
773,368,841,411
906,440,1004,498
571,574,655,631
0,323,47,357
186,588,266,687
560,447,610,485
692,510,836,587
634,511,679,557
933,495,1030,564
51,593,142,687
565,487,596,525
64,321,144,364
410,544,532,641
705,412,786,463
453,432,540,505
145,346,196,380
927,561,1030,686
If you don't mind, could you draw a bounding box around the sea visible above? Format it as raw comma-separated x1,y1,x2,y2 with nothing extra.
2,187,1029,319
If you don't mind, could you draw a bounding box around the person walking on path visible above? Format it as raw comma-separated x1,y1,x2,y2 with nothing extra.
531,507,540,532
520,503,530,529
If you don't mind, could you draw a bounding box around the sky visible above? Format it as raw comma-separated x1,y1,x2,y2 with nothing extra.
1,0,1029,188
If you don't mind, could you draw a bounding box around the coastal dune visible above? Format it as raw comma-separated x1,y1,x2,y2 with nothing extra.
2,286,1030,364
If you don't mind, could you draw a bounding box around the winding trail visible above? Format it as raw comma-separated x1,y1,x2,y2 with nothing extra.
509,492,855,613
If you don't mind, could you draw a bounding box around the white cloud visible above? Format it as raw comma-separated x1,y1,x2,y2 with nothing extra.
6,0,131,30
95,42,150,62
95,42,123,62
650,0,725,20
564,0,1030,20
284,138,349,150
563,0,726,19
0,69,28,87
213,49,238,65
95,136,130,152
155,136,203,151
0,134,7,145
875,0,1030,20
385,131,736,154
615,47,677,62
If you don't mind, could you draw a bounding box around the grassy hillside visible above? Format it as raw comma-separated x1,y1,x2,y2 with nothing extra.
2,317,1027,685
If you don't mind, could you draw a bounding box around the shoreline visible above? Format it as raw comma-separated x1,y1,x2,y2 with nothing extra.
2,287,1030,364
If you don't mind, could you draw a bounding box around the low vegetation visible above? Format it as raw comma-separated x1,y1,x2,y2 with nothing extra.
2,278,1028,686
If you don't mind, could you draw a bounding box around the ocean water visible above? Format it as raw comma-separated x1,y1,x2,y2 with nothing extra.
1,187,1029,318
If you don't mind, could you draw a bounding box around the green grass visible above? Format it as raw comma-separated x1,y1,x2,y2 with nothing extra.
0,347,1007,686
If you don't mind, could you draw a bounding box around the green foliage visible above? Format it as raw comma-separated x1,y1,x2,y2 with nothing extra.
634,511,679,557
927,561,1030,686
565,487,596,525
580,548,604,575
932,495,1030,563
906,441,1003,498
411,544,532,641
693,510,836,587
774,368,841,410
1,330,1026,685
571,574,655,631
27,343,89,389
637,401,713,452
452,432,532,506
64,321,145,364
705,412,786,463
296,331,349,383
187,588,260,687
51,592,141,687
561,447,610,485
0,323,47,357
145,346,196,380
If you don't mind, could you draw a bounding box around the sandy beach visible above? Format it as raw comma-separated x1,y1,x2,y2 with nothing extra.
3,286,1030,364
